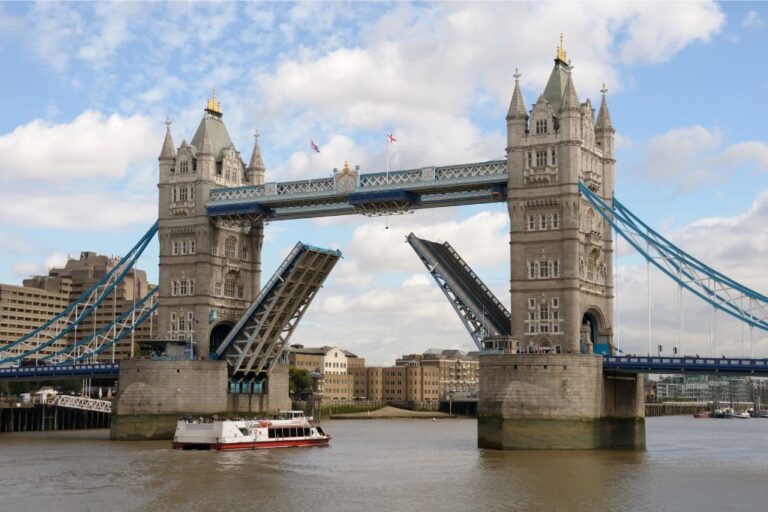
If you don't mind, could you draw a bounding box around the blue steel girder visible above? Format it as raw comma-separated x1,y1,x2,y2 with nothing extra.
213,242,342,378
0,222,158,364
0,362,120,381
206,159,508,222
580,182,768,331
42,288,159,365
602,355,768,376
407,234,511,350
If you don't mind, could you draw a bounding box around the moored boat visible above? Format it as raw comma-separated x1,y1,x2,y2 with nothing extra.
173,410,330,450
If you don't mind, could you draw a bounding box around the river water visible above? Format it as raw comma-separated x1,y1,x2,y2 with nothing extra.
2,416,768,511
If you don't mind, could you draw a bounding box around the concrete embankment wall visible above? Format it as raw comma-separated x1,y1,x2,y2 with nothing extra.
111,360,291,440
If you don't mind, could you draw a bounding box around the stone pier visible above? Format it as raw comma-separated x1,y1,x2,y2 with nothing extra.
110,360,291,440
478,354,645,450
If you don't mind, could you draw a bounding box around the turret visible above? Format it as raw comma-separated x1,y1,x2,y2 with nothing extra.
158,118,176,183
558,73,580,139
247,129,266,185
506,68,528,146
595,84,615,158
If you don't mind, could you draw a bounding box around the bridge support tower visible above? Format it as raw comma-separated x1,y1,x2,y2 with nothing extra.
479,40,644,449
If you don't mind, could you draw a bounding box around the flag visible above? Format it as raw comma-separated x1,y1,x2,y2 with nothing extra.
310,140,320,153
387,133,396,143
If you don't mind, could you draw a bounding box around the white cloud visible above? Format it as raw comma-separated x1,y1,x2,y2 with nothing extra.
0,111,159,180
641,126,768,192
618,2,724,63
12,262,39,277
78,3,137,65
0,191,155,230
743,11,765,29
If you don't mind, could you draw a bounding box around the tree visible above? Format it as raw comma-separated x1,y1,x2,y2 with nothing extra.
289,367,313,396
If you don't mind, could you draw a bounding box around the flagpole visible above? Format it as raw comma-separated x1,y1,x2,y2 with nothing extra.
308,148,312,186
386,135,390,184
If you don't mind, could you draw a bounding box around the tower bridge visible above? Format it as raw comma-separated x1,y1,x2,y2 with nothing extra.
2,39,768,447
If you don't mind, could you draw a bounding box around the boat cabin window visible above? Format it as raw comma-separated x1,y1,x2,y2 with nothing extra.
238,427,249,436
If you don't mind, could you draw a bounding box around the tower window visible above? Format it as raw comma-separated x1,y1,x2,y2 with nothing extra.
171,240,178,256
527,215,536,231
180,161,189,174
224,236,237,259
552,213,560,229
535,150,547,167
551,149,557,165
527,152,532,168
535,119,548,134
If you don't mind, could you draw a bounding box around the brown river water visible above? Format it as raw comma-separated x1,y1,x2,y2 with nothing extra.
1,416,768,512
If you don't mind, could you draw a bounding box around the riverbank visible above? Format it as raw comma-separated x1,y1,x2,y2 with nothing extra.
331,405,457,419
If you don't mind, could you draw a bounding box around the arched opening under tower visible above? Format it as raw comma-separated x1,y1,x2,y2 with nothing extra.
209,321,236,356
580,309,610,355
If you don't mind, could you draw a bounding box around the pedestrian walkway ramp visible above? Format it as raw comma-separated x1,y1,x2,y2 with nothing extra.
213,242,342,379
407,234,510,349
51,394,112,413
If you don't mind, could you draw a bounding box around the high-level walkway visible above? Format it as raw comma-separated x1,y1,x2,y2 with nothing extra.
207,160,507,222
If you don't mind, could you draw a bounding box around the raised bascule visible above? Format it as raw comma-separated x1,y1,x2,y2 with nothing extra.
3,38,768,447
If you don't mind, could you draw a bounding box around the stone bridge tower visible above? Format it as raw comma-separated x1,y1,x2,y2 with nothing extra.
157,92,265,357
478,40,643,451
506,38,616,355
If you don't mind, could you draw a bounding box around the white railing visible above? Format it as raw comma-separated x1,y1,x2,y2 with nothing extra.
51,394,112,413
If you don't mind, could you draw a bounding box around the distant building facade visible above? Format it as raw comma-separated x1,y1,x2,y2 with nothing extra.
0,251,155,361
348,349,478,402
655,375,761,403
288,345,364,401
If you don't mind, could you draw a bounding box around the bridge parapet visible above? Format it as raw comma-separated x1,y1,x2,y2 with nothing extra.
208,159,507,206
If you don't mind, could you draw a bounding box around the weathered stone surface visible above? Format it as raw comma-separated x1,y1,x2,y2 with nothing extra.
111,360,291,440
478,354,645,450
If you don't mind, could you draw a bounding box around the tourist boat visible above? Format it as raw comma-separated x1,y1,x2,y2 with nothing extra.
172,410,330,450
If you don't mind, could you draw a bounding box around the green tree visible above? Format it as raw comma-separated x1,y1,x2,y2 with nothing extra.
289,367,313,396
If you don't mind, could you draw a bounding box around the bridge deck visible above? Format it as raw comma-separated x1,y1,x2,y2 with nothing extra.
213,242,342,378
408,234,510,349
603,355,768,376
0,363,119,381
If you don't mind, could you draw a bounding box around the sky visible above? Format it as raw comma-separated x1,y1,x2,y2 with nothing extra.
0,1,767,365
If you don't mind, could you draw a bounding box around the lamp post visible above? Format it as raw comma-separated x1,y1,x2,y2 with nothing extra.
309,370,323,424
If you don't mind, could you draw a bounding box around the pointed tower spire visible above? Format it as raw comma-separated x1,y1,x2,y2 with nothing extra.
560,73,580,113
247,129,266,185
595,83,614,132
506,68,528,120
159,117,176,160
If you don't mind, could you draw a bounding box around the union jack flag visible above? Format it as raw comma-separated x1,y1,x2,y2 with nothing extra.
387,133,396,143
310,140,320,153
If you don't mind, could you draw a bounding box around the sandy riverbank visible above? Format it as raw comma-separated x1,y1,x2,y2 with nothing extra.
329,405,457,419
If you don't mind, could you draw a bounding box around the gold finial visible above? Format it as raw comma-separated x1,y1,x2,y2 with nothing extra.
556,33,567,62
206,87,222,114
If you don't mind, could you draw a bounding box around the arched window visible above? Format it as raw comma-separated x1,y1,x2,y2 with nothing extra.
188,279,195,295
224,236,237,259
171,280,178,296
171,240,178,256
179,280,188,296
224,271,237,298
170,312,177,333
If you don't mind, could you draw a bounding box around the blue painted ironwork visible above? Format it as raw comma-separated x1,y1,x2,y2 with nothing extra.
0,222,159,364
407,233,510,349
603,355,768,376
206,159,508,222
213,242,342,378
580,182,768,332
0,363,120,381
41,288,159,364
